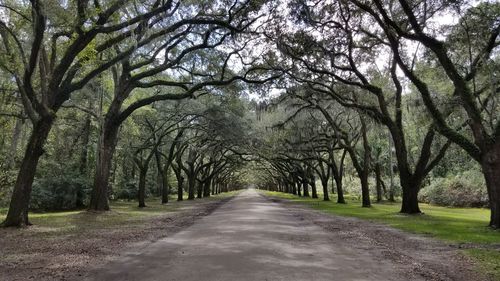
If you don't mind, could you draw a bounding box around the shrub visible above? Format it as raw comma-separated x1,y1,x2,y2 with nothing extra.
419,170,488,207
115,181,138,200
30,173,91,211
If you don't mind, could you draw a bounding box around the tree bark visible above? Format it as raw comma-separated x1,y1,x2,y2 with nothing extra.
360,171,371,207
360,116,371,207
400,181,421,214
2,117,54,227
302,180,309,197
155,150,169,204
196,180,203,199
320,178,329,201
346,146,370,207
203,178,212,197
138,168,147,208
310,175,318,199
187,175,196,200
334,175,345,204
482,143,500,228
375,162,383,202
177,175,184,201
89,119,120,211
330,149,346,204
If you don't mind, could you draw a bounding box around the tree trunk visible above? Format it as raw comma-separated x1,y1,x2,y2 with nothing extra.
359,116,371,208
321,178,329,201
154,150,167,204
302,180,309,197
203,178,212,197
331,149,346,204
360,172,371,207
89,120,120,211
196,180,203,199
188,175,196,200
310,177,318,199
2,117,54,227
375,163,383,202
177,175,184,201
389,126,424,213
161,173,169,204
482,143,500,228
347,147,368,206
335,175,345,204
400,182,421,214
138,168,147,208
213,180,218,195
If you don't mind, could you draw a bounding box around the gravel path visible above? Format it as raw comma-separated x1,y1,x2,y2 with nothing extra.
87,189,484,281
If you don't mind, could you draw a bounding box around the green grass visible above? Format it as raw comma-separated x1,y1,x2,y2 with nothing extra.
264,191,497,243
466,249,500,279
0,191,239,235
262,191,500,279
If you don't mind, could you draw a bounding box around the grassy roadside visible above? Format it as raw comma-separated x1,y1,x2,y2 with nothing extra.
262,190,500,279
0,191,238,235
0,191,240,280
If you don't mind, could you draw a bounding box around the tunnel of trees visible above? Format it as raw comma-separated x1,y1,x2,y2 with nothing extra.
0,0,498,229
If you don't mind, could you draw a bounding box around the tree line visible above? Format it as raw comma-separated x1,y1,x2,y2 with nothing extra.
0,0,279,226
252,0,499,227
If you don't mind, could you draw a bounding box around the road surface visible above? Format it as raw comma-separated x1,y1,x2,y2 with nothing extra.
87,189,418,281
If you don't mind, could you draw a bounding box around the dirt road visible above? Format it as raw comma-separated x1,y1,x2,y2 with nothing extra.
87,189,482,281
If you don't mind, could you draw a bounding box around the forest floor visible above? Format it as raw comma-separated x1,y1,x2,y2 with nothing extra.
86,189,484,281
0,192,237,281
264,191,500,280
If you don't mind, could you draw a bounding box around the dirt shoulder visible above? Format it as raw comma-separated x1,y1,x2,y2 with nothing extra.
264,195,489,281
0,196,233,281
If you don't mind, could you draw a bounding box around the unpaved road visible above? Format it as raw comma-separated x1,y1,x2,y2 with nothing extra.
0,197,232,281
87,189,483,281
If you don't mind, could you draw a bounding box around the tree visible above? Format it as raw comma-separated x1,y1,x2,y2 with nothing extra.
347,0,500,227
88,0,281,210
273,0,451,213
281,90,373,206
0,0,177,226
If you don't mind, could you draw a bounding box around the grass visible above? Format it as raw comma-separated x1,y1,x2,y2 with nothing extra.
466,249,500,278
262,191,500,279
263,191,497,243
0,191,241,280
0,191,239,235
